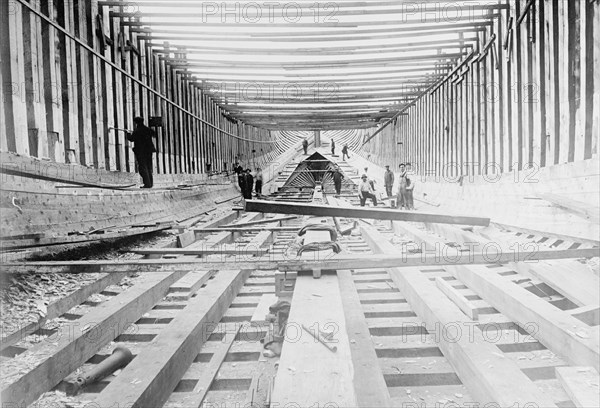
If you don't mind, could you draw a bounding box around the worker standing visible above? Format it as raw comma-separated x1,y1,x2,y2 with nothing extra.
331,139,336,156
127,117,156,188
255,167,263,196
341,144,350,161
332,167,344,196
243,169,254,200
358,174,377,207
405,163,415,210
302,138,309,155
234,162,244,190
383,165,395,198
364,167,375,191
396,163,408,210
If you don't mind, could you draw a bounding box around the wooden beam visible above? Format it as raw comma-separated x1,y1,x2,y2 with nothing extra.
169,325,242,406
134,247,268,256
435,276,479,320
220,215,297,228
0,271,187,407
337,270,392,407
452,263,599,371
271,274,358,406
555,367,600,408
92,269,250,407
245,199,490,226
5,246,597,274
537,193,600,222
359,225,558,406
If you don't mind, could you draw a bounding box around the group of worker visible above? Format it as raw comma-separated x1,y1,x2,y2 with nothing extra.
234,163,263,200
303,138,350,162
357,163,415,209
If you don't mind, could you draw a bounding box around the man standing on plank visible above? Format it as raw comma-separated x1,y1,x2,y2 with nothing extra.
332,167,344,196
405,162,415,210
255,167,263,196
384,164,395,198
127,117,156,188
396,163,408,210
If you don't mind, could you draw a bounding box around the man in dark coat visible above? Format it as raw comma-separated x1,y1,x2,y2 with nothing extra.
342,144,350,161
332,167,344,196
331,139,336,156
127,117,156,188
302,138,308,154
243,169,254,200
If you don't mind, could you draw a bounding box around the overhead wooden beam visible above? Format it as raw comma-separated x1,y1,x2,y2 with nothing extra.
245,199,491,226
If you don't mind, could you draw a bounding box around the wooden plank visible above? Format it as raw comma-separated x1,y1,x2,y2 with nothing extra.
195,226,300,234
167,270,213,301
451,263,599,371
220,215,298,228
166,325,242,407
93,269,250,407
555,367,600,408
251,294,277,323
338,270,392,407
134,247,268,256
0,271,187,407
245,200,491,226
424,222,600,307
360,225,559,407
5,246,598,274
0,271,130,351
435,277,479,320
177,230,197,248
537,193,600,222
271,275,357,407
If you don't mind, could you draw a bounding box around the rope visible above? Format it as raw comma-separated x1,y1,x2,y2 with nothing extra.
297,224,338,242
297,241,342,256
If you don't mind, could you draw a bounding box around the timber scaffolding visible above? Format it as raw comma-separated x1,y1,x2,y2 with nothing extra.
1,147,599,408
1,0,600,407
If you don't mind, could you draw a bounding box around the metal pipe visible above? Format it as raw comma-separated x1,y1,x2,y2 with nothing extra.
69,345,133,395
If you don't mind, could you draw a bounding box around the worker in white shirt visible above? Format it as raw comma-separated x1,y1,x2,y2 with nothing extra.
358,174,378,207
363,167,376,191
405,162,415,210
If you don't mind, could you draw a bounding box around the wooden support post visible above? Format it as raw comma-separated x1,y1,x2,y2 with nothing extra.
6,0,30,155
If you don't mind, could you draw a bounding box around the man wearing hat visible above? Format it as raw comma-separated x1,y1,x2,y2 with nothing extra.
383,165,394,198
396,163,409,209
332,166,344,196
358,174,377,207
127,117,157,188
